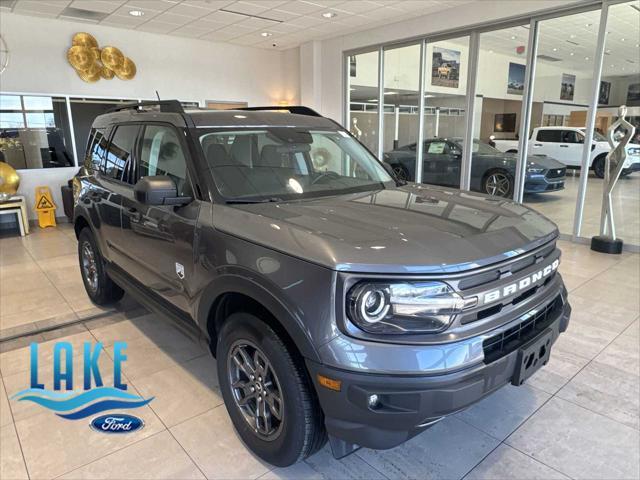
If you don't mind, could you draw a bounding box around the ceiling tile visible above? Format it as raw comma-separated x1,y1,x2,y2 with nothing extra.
268,21,303,34
289,14,325,27
214,23,256,38
236,16,280,29
187,17,227,29
152,11,193,25
101,13,147,26
203,9,245,23
180,0,234,11
171,25,211,37
125,0,176,11
165,2,211,17
260,8,299,21
275,1,324,15
136,20,178,33
69,0,124,14
224,1,272,15
13,1,69,15
200,29,238,42
331,1,382,15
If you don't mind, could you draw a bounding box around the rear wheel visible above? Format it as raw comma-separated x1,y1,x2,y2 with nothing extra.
78,228,124,305
483,170,514,198
592,155,606,179
217,312,326,466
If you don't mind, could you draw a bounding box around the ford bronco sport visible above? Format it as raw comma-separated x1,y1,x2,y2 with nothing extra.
74,100,571,467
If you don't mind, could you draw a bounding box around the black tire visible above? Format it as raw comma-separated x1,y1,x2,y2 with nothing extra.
592,155,606,179
78,227,124,305
482,169,514,198
217,312,325,467
391,164,410,182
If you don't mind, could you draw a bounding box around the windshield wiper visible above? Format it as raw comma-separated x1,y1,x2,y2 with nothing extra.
226,197,284,205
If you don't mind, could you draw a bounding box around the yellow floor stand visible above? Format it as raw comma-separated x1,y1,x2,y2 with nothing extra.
34,186,57,228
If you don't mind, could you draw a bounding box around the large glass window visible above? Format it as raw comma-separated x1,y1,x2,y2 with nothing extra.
584,1,640,247
347,50,380,154
421,36,470,189
521,9,601,237
0,94,75,169
381,43,421,182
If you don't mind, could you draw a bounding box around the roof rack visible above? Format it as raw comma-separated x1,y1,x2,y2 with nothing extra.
107,100,185,114
239,106,322,117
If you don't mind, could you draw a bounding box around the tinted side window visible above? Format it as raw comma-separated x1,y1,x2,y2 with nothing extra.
139,125,189,196
103,125,138,181
84,128,107,172
537,129,562,142
561,130,582,144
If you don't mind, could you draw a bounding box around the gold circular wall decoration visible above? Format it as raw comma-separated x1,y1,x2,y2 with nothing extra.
68,34,135,82
114,57,136,80
72,32,98,49
101,46,124,70
67,45,94,71
0,162,20,196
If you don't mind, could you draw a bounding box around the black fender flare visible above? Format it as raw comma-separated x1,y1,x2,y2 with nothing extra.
195,274,321,362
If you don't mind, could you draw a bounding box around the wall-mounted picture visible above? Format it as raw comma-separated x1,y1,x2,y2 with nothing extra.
349,56,356,77
432,47,460,88
598,81,611,105
560,73,576,101
507,62,525,95
627,83,640,106
494,113,517,133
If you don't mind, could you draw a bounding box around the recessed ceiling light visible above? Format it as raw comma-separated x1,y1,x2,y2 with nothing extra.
234,115,247,119
585,23,592,27
585,56,590,60
261,32,272,37
322,11,337,18
510,35,516,40
636,43,639,47
621,37,626,41
570,34,576,38
570,52,575,56
489,49,494,53
552,47,557,51
129,9,144,16
383,91,397,95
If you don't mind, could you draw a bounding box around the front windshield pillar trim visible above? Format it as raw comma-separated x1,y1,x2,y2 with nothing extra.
415,39,426,184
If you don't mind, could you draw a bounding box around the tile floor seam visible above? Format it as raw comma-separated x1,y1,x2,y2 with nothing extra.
36,254,85,322
349,450,395,480
50,429,169,480
1,375,32,480
498,442,577,480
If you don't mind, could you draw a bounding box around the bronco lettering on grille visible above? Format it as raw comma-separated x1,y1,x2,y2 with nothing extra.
484,258,559,304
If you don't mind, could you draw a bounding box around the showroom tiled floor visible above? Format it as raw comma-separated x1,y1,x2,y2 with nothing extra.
0,229,639,479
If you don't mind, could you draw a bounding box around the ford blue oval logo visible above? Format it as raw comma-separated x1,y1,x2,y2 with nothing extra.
90,414,144,434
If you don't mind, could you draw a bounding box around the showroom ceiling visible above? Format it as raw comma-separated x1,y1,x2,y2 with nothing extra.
0,0,469,50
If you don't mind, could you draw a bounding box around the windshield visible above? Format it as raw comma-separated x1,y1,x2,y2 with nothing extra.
198,128,393,202
579,128,606,142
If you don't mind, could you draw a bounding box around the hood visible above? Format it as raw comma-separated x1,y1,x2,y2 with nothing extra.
527,154,565,169
212,184,558,274
479,152,564,171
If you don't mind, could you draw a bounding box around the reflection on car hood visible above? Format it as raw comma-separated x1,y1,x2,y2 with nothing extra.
526,155,566,169
213,184,558,274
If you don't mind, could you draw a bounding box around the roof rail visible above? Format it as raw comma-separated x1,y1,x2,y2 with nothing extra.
239,106,323,117
107,100,185,114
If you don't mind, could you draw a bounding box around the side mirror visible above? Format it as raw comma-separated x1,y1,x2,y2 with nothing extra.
134,176,192,206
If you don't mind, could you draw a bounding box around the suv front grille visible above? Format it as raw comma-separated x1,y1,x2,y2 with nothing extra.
482,295,563,364
545,168,566,179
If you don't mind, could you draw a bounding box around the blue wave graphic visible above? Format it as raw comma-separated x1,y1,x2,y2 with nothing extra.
16,387,141,411
12,387,153,420
57,398,154,420
12,388,75,400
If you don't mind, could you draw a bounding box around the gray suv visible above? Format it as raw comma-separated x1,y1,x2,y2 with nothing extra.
74,101,571,467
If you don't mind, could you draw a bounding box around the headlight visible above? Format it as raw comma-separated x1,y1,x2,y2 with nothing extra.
527,166,545,173
346,281,474,334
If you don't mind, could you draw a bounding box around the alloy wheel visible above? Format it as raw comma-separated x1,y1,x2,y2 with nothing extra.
227,340,284,440
485,172,511,197
81,241,99,293
392,166,408,181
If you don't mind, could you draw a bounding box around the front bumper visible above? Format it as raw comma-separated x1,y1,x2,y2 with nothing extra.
524,172,565,193
309,295,571,451
622,161,640,174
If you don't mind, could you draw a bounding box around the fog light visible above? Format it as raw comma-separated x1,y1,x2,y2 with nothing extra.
368,394,380,408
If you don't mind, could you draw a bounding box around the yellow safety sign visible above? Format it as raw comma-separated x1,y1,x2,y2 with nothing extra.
34,186,57,228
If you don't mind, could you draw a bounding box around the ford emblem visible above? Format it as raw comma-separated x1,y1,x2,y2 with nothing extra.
90,414,145,434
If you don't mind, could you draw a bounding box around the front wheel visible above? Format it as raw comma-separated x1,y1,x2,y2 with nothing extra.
217,313,326,466
483,170,514,198
391,164,410,182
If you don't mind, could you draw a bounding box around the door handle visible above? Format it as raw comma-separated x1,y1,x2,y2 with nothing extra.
127,207,141,222
533,143,542,147
559,144,569,148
